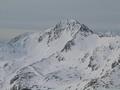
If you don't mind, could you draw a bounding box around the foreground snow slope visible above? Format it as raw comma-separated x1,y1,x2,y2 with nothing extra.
0,20,120,90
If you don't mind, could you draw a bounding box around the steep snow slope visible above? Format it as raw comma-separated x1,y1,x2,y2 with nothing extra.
0,20,120,90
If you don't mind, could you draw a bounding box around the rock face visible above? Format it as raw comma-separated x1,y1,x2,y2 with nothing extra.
0,19,120,90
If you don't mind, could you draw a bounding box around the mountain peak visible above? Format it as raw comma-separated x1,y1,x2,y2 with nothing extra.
53,19,93,34
7,19,94,52
52,19,80,30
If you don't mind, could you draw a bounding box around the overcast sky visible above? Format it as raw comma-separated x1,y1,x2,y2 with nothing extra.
0,0,120,40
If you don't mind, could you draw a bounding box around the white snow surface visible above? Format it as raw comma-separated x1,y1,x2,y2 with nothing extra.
0,20,120,90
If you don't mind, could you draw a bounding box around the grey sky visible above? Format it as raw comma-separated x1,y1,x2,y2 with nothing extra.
0,0,120,40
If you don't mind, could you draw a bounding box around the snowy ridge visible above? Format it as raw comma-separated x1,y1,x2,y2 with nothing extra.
0,19,120,90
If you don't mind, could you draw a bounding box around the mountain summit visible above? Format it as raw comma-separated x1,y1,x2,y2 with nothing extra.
0,19,120,90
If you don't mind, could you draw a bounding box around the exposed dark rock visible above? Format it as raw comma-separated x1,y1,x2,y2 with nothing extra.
80,24,93,34
88,56,99,71
83,79,98,90
111,61,119,68
10,75,19,85
22,88,31,90
38,36,43,42
61,40,75,52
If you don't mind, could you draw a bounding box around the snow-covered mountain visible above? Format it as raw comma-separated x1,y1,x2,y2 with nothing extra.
0,19,120,90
